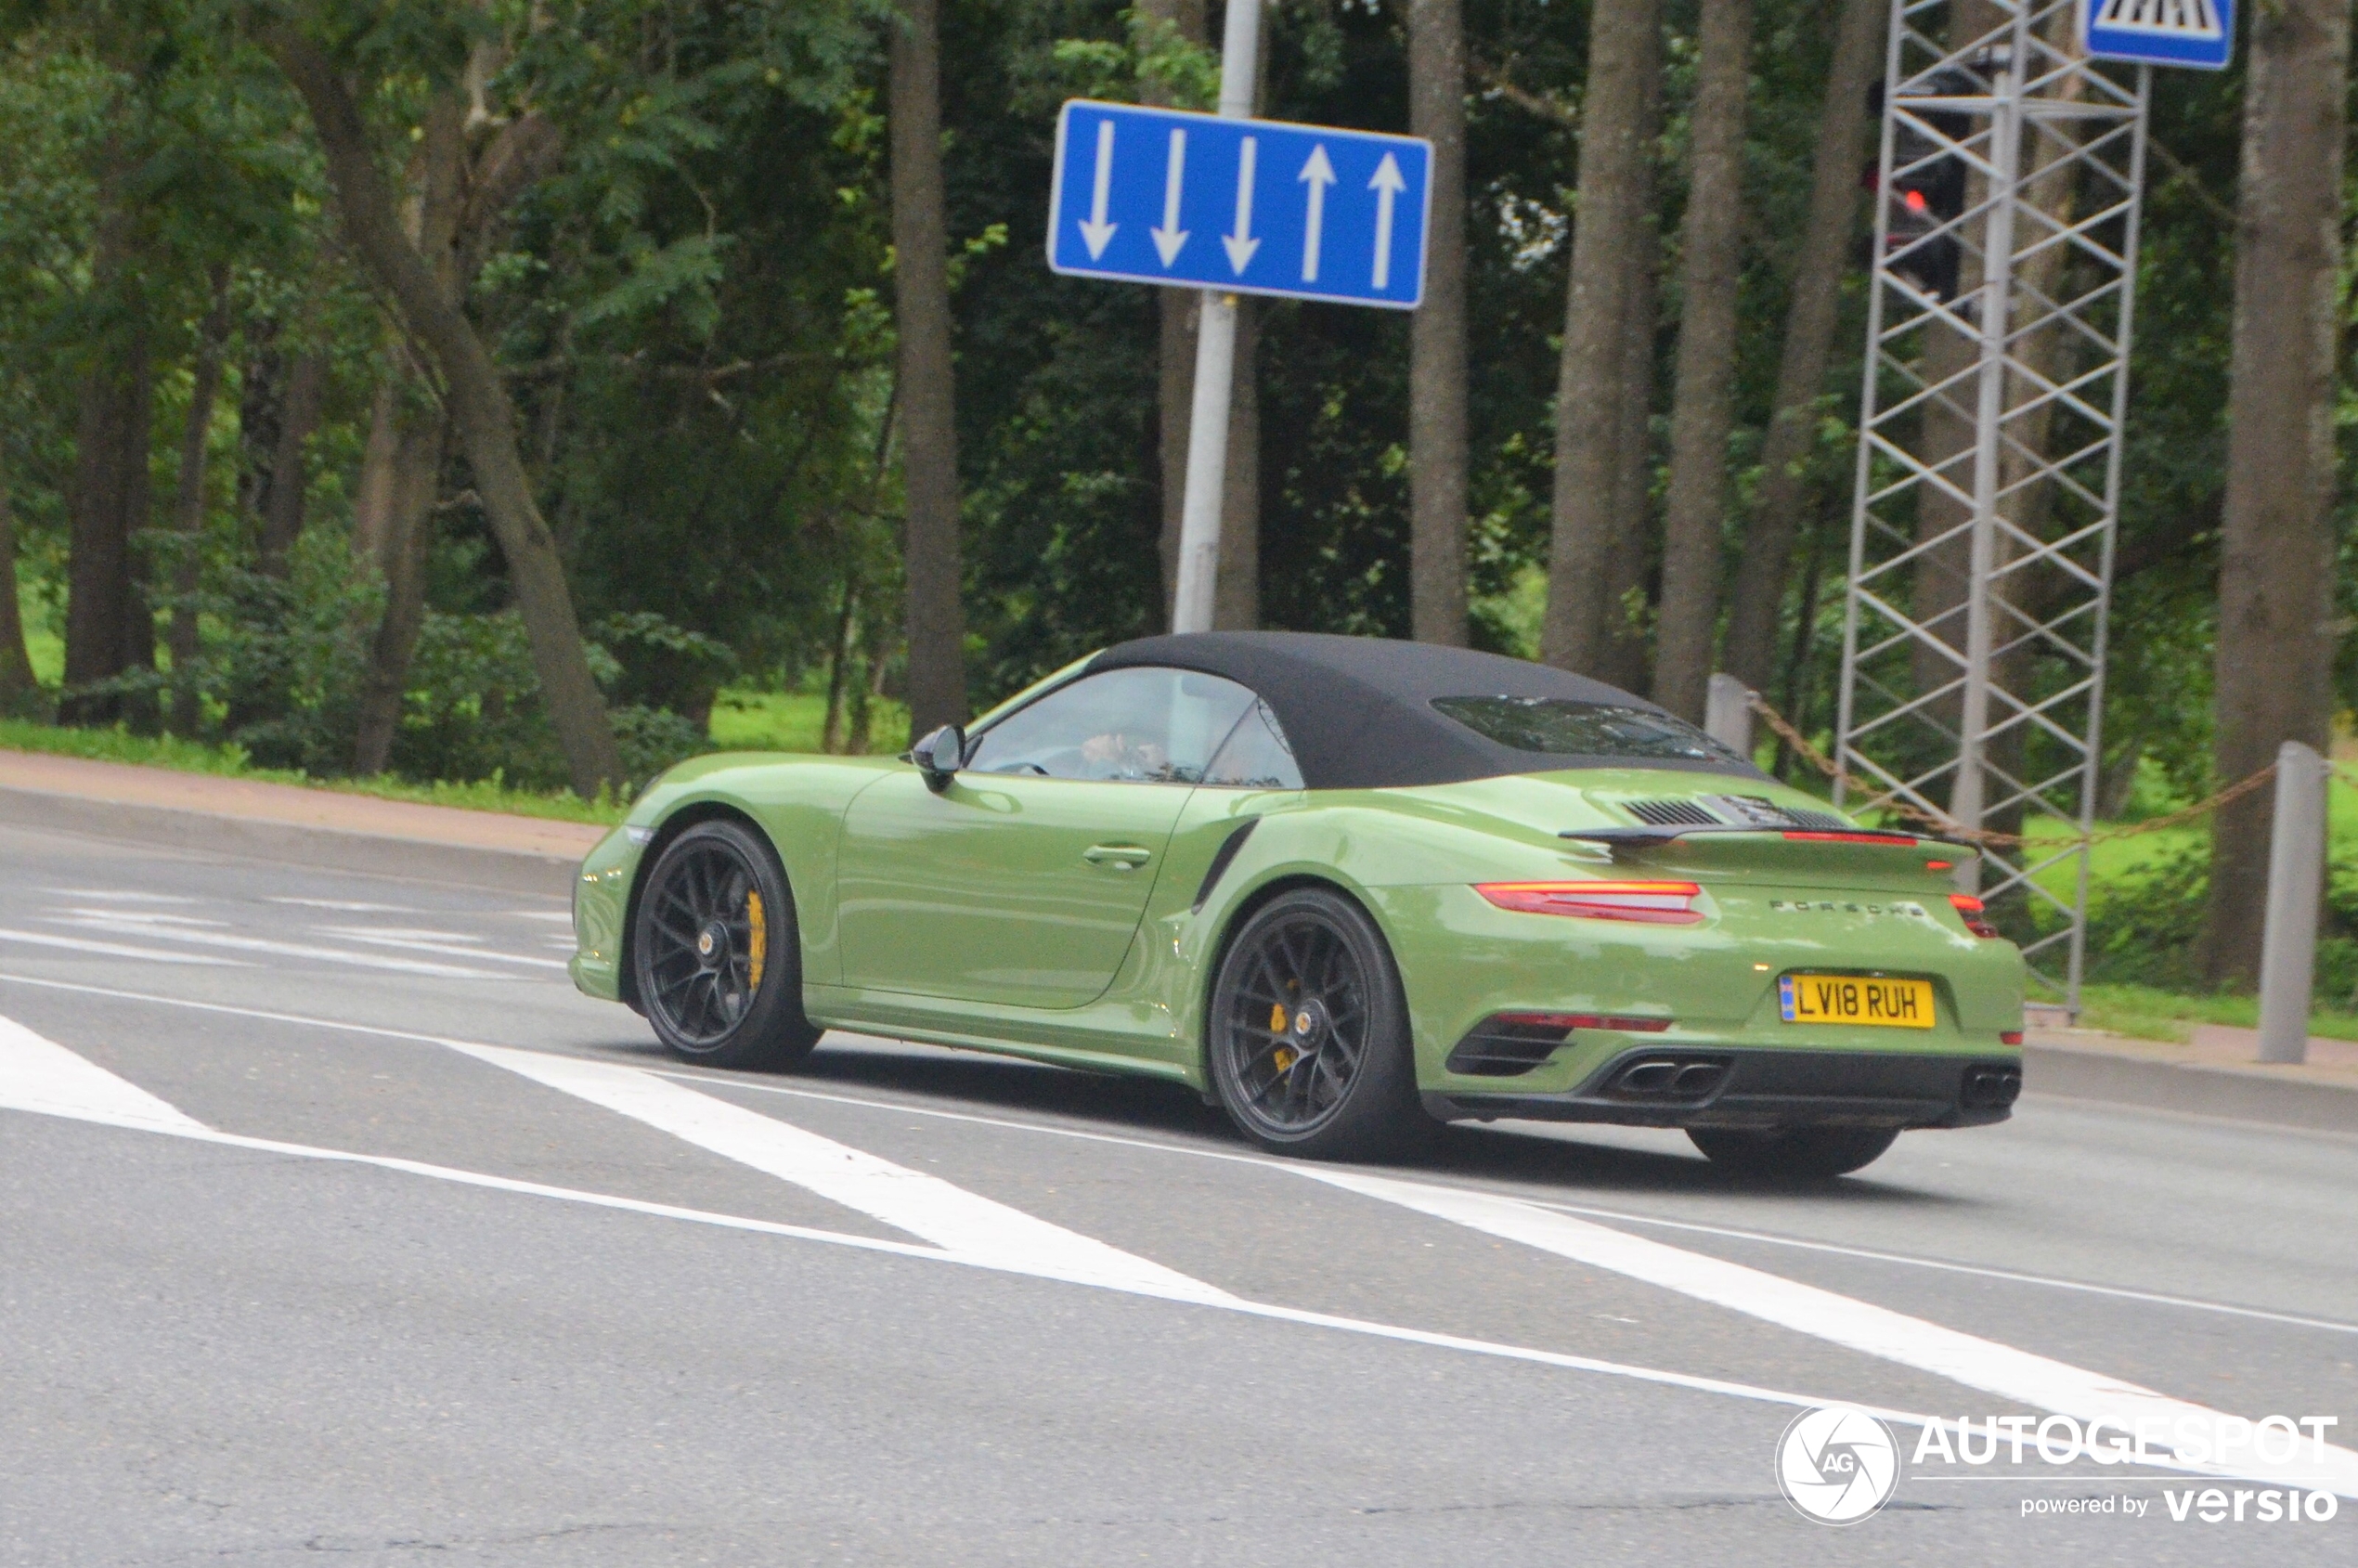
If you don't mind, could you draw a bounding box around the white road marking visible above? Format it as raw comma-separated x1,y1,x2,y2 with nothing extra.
506,911,575,923
5,1029,2345,1492
324,928,572,971
4,990,2358,1490
63,909,229,927
6,972,2354,1496
0,927,246,966
0,1014,205,1130
59,915,511,980
2,974,2339,1339
265,899,422,913
443,1040,1235,1302
44,889,198,903
1522,1198,2358,1337
1302,1168,2358,1496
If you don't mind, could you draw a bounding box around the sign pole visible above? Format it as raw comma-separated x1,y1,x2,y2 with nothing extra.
1170,0,1262,634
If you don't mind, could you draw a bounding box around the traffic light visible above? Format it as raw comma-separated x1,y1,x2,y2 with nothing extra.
1867,70,1975,303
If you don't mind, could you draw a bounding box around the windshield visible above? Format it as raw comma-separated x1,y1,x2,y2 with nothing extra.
1431,695,1747,767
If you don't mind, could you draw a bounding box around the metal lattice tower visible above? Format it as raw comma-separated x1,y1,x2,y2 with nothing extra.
1835,1,2149,1008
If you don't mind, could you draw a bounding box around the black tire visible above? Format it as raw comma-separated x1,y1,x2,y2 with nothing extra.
1687,1125,1900,1179
1206,887,1429,1160
631,819,822,1070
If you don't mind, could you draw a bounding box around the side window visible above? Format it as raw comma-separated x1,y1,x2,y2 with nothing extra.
1201,700,1305,789
965,667,1258,784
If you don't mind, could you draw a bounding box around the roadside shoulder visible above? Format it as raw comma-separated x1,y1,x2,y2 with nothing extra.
0,749,603,898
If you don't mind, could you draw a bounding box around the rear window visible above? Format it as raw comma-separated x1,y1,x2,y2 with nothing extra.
1431,696,1746,767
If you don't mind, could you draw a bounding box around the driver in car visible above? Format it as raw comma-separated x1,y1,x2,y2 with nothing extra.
1080,730,1172,782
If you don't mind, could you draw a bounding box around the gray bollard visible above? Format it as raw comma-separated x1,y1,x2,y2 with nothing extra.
2256,740,2329,1066
1704,673,1754,758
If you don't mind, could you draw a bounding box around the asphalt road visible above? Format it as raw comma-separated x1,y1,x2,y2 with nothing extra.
2,816,2353,1565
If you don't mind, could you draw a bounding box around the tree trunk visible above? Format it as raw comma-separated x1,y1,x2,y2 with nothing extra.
1720,0,1883,693
266,25,623,797
0,471,33,712
1594,18,1665,696
352,92,474,777
822,578,858,753
166,271,233,734
2204,0,2349,987
255,349,325,576
1540,0,1661,673
887,0,966,734
1408,0,1468,645
351,403,446,775
1651,0,1753,722
61,239,153,726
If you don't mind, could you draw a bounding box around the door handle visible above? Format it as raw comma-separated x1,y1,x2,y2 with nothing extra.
1082,844,1153,871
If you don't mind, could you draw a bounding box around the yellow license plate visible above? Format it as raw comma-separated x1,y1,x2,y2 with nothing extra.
1779,974,1936,1030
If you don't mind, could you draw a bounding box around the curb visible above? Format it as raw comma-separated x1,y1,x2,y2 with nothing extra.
2024,1042,2358,1135
0,784,588,900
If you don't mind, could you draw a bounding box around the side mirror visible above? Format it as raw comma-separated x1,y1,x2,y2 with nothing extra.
912,724,965,791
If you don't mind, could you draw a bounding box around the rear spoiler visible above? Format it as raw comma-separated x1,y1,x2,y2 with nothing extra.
1559,825,1978,854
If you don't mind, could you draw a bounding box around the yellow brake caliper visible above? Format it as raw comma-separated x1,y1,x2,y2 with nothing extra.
745,889,768,991
1269,1003,1294,1071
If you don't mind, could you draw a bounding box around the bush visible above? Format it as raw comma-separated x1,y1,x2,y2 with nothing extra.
392,609,573,791
57,534,722,797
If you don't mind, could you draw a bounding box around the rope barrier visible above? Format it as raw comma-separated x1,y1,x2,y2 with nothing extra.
1742,691,2287,851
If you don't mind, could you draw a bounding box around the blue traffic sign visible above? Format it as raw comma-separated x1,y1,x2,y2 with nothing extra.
2079,0,2233,71
1047,99,1432,310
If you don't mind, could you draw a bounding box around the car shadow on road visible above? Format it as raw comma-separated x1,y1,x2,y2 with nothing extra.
614,1030,1968,1210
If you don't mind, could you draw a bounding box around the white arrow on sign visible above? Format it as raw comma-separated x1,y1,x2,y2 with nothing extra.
1078,119,1118,260
1367,152,1406,291
1297,144,1335,282
1150,127,1188,267
1223,136,1260,274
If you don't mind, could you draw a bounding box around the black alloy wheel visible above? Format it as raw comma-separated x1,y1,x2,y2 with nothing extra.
1207,887,1427,1160
631,819,821,1070
1687,1124,1900,1179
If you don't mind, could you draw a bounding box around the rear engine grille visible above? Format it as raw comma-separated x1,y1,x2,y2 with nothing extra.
1783,805,1850,831
1621,797,1722,828
1702,793,1802,827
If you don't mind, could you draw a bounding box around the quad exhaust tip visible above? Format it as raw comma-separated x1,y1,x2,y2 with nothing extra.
1608,1055,1731,1101
1961,1062,2023,1109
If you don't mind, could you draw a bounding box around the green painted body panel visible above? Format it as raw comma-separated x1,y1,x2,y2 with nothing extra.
571,748,2026,1106
836,771,1191,1006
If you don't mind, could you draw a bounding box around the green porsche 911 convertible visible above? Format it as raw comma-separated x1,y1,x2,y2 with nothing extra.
571,632,2023,1176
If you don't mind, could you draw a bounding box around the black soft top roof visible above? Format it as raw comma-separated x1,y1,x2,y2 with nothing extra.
1087,631,1765,790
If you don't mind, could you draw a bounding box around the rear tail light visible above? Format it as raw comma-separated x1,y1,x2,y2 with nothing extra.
1949,893,2002,939
1492,1010,1673,1034
1781,830,1918,846
1475,881,1704,926
1999,1030,2024,1045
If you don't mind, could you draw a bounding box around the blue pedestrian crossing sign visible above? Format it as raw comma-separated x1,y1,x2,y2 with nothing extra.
2079,0,2234,71
1047,99,1432,310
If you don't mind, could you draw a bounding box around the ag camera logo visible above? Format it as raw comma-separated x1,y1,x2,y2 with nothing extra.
1778,1406,1900,1525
